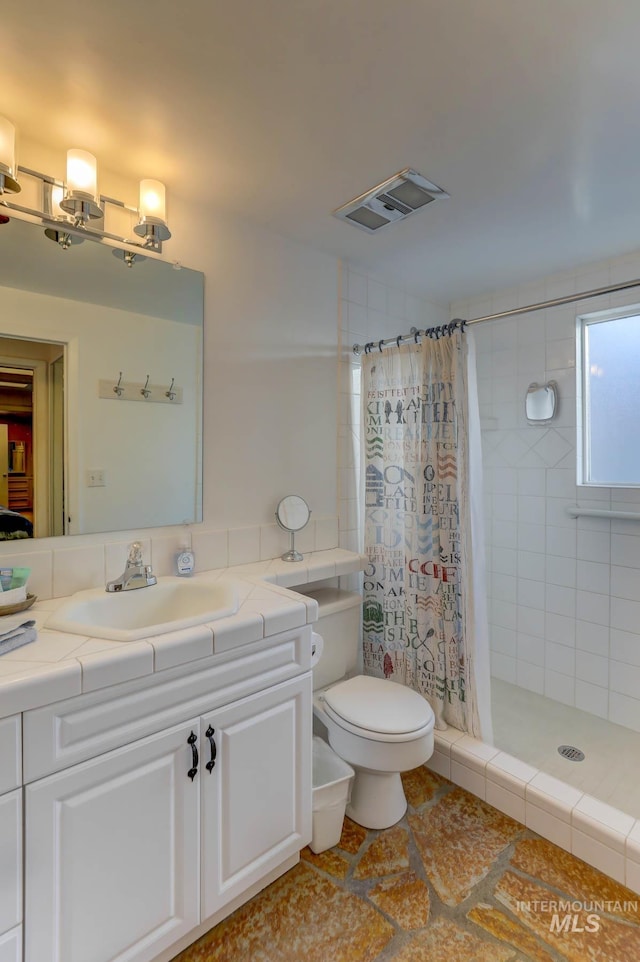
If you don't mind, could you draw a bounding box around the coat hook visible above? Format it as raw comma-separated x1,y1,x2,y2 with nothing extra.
141,375,151,399
113,372,124,397
165,377,176,401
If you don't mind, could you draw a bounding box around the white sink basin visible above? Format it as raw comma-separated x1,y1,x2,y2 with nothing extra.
46,577,239,642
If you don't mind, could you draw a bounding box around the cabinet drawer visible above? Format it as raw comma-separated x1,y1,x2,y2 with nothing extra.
24,625,311,781
8,477,32,511
8,479,29,493
0,927,21,962
0,790,22,937
0,716,21,794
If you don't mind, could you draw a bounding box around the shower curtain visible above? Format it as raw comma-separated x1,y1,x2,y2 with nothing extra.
361,327,492,740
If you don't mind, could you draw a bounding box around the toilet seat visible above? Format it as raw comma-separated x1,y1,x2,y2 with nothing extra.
322,675,434,743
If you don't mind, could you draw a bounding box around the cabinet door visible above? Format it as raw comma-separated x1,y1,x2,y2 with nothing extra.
0,789,22,937
201,674,312,920
25,720,200,962
0,715,21,795
0,927,21,962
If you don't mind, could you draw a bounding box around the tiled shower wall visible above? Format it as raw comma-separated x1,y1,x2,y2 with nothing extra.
451,249,640,734
338,263,449,569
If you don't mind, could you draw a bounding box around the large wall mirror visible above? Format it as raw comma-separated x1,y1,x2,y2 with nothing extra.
0,216,203,539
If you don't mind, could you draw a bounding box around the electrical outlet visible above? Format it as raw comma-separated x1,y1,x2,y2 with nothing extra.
86,469,106,487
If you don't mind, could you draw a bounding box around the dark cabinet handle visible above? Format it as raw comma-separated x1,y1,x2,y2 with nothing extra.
205,725,217,773
187,731,198,781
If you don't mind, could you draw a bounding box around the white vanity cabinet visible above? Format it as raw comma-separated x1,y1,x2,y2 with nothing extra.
0,792,22,953
21,626,312,962
200,675,311,919
0,714,22,962
25,719,201,962
0,928,22,962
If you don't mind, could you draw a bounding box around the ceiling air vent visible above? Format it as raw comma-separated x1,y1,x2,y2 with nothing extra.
333,168,449,233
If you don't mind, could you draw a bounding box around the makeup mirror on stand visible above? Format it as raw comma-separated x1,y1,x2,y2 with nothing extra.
275,495,311,562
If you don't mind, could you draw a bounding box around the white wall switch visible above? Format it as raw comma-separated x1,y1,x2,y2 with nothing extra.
86,469,107,487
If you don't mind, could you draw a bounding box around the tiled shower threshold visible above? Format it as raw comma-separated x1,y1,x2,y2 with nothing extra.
429,712,640,894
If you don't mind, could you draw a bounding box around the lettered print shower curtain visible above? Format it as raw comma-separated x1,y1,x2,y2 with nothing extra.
362,329,492,739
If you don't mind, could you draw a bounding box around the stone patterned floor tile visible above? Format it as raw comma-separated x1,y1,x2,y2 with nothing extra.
409,785,524,906
496,870,640,962
367,871,430,929
172,770,640,962
386,916,517,961
173,862,394,962
467,902,559,962
510,837,640,924
338,817,368,855
352,825,409,880
400,765,448,809
301,846,350,879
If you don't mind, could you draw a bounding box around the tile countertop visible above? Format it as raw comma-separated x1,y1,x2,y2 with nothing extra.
0,548,366,719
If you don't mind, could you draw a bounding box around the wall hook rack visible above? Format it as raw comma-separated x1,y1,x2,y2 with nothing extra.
99,375,183,405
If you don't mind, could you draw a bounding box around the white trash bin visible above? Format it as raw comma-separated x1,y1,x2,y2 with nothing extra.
311,736,355,854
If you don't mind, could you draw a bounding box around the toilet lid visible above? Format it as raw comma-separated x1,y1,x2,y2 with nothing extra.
323,675,434,735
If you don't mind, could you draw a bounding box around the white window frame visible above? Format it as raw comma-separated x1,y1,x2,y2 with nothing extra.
577,304,640,488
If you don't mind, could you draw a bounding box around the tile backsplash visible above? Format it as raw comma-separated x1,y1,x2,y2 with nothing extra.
1,516,340,601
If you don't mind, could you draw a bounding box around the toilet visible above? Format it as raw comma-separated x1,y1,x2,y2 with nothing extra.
303,587,435,830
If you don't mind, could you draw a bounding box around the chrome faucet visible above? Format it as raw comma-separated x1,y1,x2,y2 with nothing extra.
106,541,157,592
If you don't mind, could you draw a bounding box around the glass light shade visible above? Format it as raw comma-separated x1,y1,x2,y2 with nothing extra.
0,117,17,175
139,179,167,223
66,149,98,198
50,184,65,218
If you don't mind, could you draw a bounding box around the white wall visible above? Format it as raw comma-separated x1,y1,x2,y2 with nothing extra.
169,208,339,530
451,249,640,734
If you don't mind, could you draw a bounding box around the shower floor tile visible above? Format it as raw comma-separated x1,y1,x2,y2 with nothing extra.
172,769,640,962
492,679,640,817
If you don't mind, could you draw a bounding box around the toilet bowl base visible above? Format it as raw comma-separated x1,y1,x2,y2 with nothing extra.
346,768,407,830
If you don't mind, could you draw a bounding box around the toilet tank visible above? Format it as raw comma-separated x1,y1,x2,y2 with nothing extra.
299,588,361,689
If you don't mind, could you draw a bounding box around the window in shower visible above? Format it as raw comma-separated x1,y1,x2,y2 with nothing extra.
578,308,640,486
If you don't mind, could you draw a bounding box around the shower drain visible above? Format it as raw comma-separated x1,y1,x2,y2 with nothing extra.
558,744,585,762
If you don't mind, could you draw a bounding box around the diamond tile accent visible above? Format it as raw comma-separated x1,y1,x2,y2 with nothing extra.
532,429,572,467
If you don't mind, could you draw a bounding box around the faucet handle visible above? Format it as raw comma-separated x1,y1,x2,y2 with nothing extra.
127,541,144,565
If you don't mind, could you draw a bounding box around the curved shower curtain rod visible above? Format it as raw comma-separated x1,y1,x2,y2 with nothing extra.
352,275,640,355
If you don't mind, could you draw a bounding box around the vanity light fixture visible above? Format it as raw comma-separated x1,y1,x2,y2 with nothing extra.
59,149,103,225
0,117,21,195
112,249,146,267
44,183,84,249
0,120,173,257
134,179,171,249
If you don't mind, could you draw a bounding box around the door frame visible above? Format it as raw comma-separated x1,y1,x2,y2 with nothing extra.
0,355,51,537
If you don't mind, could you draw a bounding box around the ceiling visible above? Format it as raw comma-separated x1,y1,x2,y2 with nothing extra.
3,0,640,303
